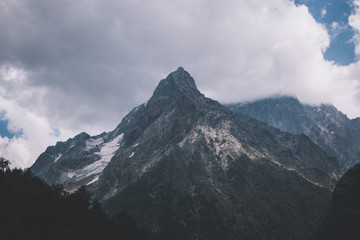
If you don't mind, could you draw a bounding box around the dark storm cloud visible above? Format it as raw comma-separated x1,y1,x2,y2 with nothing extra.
0,0,360,167
0,0,161,130
0,0,215,131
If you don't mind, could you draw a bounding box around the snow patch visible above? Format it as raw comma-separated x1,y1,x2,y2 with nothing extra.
87,175,100,185
141,163,152,174
66,133,124,181
54,154,62,162
133,105,141,112
69,142,76,149
132,143,139,148
129,152,135,158
67,172,75,178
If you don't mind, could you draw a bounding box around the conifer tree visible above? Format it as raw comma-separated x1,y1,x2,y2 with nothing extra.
0,157,10,172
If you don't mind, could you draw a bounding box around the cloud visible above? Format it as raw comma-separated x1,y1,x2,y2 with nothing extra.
329,21,350,39
0,98,72,168
0,67,76,167
349,0,360,59
0,0,360,167
321,8,327,18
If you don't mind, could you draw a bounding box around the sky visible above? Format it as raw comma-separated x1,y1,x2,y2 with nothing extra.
0,0,360,168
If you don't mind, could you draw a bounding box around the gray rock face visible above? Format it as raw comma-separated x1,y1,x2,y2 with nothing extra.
227,96,360,170
31,68,341,240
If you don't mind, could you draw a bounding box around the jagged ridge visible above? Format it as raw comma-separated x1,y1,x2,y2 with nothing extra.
31,68,341,240
227,96,360,170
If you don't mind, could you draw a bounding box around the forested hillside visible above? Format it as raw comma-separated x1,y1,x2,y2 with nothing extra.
0,158,153,240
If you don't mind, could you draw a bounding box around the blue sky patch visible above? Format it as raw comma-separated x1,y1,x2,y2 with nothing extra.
51,128,61,137
295,0,355,65
0,119,14,138
0,112,23,139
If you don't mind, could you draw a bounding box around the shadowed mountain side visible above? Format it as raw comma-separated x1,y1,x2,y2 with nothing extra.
318,163,360,240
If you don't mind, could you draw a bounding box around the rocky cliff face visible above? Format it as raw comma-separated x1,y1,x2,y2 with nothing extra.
227,96,360,170
32,68,341,240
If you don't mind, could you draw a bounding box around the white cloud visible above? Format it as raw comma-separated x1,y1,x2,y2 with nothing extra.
0,67,75,168
349,0,360,59
331,21,339,30
321,8,327,18
0,99,59,168
0,0,360,167
0,66,26,82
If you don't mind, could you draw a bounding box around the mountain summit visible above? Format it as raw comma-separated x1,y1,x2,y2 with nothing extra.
146,67,202,114
31,68,341,240
154,67,199,94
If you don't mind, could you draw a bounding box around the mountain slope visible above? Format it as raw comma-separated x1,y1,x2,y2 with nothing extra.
318,163,360,240
32,68,341,240
227,96,360,170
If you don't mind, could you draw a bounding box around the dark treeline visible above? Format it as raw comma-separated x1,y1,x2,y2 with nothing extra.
0,160,153,240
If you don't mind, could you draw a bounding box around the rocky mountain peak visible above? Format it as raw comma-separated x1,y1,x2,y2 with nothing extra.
149,67,201,104
31,69,343,240
164,66,198,91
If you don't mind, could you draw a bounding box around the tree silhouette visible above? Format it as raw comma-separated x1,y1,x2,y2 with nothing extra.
0,157,10,172
0,165,153,240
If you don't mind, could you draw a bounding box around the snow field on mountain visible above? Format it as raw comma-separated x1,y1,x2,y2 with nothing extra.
67,133,124,182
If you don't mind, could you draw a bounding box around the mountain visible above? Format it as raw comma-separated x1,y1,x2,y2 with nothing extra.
318,163,360,240
32,68,341,240
227,96,360,170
